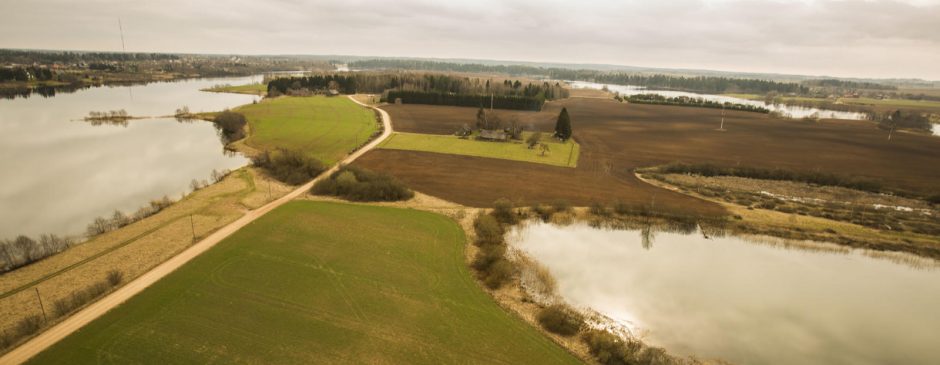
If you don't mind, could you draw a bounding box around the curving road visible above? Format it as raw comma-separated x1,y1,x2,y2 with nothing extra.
0,96,392,365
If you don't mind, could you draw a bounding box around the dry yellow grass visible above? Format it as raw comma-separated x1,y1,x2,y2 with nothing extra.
0,167,292,336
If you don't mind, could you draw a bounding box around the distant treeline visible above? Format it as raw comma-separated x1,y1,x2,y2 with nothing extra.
0,49,179,64
348,59,914,96
267,73,565,110
624,94,770,113
595,74,807,94
386,90,544,110
802,79,896,91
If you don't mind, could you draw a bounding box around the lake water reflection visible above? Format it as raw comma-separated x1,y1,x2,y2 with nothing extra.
569,81,870,120
510,221,940,365
0,76,261,238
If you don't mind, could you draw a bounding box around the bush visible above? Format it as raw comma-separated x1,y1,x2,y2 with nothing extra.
589,202,610,217
491,198,518,224
551,200,571,213
212,110,248,142
531,204,554,222
927,194,940,205
107,270,124,286
311,166,414,202
473,215,504,245
537,305,584,336
482,258,514,289
471,243,507,272
253,149,326,185
582,329,677,365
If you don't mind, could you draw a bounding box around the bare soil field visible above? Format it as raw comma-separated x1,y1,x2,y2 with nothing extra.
355,98,940,211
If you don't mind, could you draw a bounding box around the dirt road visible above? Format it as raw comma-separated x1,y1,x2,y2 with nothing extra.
0,96,392,365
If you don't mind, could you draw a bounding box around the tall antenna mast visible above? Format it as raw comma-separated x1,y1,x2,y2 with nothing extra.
118,18,126,52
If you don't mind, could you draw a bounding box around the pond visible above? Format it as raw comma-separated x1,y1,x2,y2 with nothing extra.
0,76,261,238
569,81,870,120
510,221,940,365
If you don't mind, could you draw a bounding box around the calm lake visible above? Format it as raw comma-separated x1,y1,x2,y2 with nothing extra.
510,222,940,365
0,76,260,238
569,81,870,120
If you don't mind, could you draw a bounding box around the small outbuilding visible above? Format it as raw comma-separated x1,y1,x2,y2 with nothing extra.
478,129,508,141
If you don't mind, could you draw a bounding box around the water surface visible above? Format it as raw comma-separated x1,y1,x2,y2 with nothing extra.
569,81,869,120
511,222,940,365
1,76,260,237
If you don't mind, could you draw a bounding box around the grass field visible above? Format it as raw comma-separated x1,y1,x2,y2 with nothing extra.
203,83,267,96
354,99,940,210
0,167,295,347
378,132,580,168
236,96,377,164
28,201,579,364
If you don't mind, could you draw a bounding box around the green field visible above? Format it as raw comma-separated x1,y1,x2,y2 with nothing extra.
236,96,377,164
379,132,580,168
28,201,579,364
203,83,268,95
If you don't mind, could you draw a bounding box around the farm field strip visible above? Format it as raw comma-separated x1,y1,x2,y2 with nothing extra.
23,201,580,364
236,96,378,165
378,131,580,168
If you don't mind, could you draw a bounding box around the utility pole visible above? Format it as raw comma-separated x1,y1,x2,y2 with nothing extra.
35,287,47,322
190,214,196,242
719,104,726,131
118,19,126,52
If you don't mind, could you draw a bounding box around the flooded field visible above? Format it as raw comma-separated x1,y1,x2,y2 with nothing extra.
510,222,940,365
0,76,260,237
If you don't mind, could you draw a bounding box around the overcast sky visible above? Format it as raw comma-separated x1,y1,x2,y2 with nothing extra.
2,0,938,80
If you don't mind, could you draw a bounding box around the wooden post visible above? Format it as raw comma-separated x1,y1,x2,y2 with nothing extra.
35,287,47,322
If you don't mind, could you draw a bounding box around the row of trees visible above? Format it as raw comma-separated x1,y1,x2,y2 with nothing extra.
877,109,933,132
266,73,568,103
348,59,812,94
0,66,55,82
624,94,770,113
386,90,544,111
0,235,73,273
0,49,180,64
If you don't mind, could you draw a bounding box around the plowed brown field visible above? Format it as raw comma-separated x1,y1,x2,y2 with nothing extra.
356,99,940,213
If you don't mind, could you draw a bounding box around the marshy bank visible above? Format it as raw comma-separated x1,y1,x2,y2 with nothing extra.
508,218,940,365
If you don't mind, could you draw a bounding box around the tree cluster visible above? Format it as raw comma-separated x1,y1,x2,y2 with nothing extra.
876,109,932,132
212,110,248,142
251,149,326,185
0,66,55,82
626,94,770,113
0,234,73,273
311,166,414,202
387,90,543,111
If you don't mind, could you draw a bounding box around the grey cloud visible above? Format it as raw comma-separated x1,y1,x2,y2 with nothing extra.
0,0,938,79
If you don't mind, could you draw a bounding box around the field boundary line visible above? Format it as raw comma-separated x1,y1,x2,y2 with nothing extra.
0,95,393,365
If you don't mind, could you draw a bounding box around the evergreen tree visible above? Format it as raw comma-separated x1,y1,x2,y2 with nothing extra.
476,107,486,129
554,107,572,141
